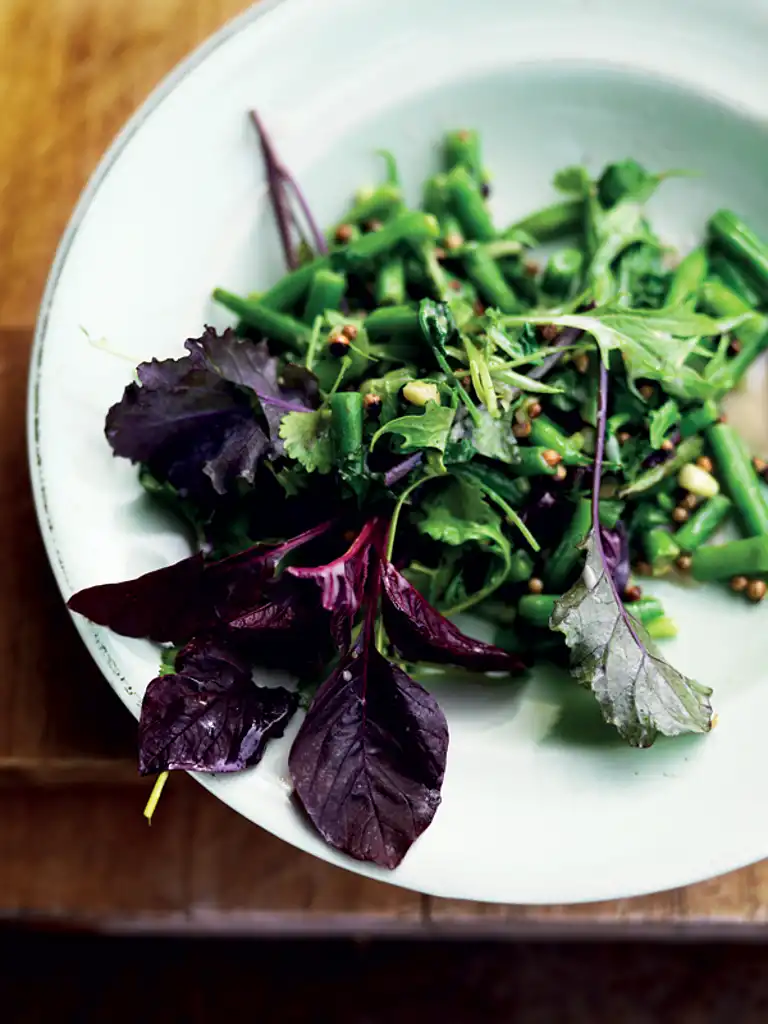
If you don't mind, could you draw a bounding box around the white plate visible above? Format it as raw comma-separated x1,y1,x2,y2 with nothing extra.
28,0,768,904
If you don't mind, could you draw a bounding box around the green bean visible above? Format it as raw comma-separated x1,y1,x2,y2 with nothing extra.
259,256,329,311
631,596,665,624
643,528,681,576
342,211,439,267
302,268,346,323
330,392,363,460
707,422,768,535
646,617,678,640
529,415,591,466
462,245,521,313
618,436,703,498
423,174,465,244
631,503,671,534
656,490,677,513
680,399,720,438
518,594,557,629
691,534,768,581
665,247,708,306
509,447,561,477
375,258,406,307
719,330,768,389
446,165,496,242
364,305,420,341
708,209,768,301
674,494,732,552
709,252,761,307
699,278,768,346
545,498,592,590
542,248,584,297
212,288,311,349
504,199,583,244
333,183,403,231
508,549,535,583
443,129,484,185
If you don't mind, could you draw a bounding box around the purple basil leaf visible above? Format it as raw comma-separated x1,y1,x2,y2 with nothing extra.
600,521,630,594
289,634,448,868
67,554,211,644
203,419,270,495
68,521,333,645
186,329,314,453
380,560,524,673
286,519,383,648
139,636,297,774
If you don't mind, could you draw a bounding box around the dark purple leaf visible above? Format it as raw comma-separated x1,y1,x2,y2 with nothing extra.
139,637,297,774
67,554,210,644
600,521,630,594
286,519,383,648
186,329,314,453
289,633,448,868
68,521,333,645
380,560,524,673
203,418,270,495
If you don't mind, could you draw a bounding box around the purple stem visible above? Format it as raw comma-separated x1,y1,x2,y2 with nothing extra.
528,326,584,382
592,361,643,644
384,452,424,488
252,390,308,414
249,111,328,270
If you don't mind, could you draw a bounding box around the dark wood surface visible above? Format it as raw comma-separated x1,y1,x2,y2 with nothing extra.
3,0,768,934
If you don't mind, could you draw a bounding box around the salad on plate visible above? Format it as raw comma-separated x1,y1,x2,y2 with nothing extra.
68,117,768,868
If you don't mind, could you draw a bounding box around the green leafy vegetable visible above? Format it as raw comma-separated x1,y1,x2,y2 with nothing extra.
648,399,680,449
370,402,455,454
279,410,333,473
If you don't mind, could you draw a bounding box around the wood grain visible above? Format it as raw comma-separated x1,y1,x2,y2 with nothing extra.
2,0,768,931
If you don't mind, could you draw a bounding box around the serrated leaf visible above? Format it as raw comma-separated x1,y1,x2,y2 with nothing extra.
648,399,680,449
370,402,455,454
279,410,333,473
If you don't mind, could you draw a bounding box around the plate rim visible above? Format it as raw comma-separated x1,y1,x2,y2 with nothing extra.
26,0,768,907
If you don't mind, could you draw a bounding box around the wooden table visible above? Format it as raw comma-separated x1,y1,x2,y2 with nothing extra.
2,0,767,936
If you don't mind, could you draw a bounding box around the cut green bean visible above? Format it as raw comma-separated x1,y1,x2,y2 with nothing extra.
709,252,762,307
375,258,406,307
665,247,708,306
545,498,592,590
631,503,671,534
542,247,584,297
504,198,583,244
529,415,592,466
518,594,558,629
423,174,465,243
509,446,561,477
708,209,768,301
674,494,732,552
643,528,681,576
446,165,496,242
365,305,420,340
259,256,329,311
691,534,768,581
302,268,346,323
332,183,403,232
341,211,439,267
707,423,768,535
680,399,720,438
444,129,484,185
462,245,521,313
508,549,535,583
212,288,311,349
699,278,768,346
330,392,363,461
631,596,665,624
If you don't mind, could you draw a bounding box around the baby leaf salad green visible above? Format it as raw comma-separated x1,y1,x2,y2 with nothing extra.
69,119,768,867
